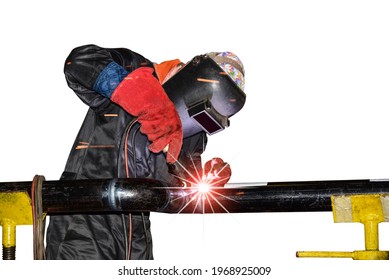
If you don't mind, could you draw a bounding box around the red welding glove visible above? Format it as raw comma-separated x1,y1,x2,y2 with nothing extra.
202,157,231,187
111,67,183,163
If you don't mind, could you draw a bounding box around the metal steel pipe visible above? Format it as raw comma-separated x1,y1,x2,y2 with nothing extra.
2,178,389,214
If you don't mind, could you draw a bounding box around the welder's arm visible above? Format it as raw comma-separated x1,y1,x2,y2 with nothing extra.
64,44,119,108
110,67,183,163
180,134,231,186
63,44,183,163
169,134,232,187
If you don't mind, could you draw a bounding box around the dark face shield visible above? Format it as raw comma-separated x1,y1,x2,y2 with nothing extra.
163,55,246,138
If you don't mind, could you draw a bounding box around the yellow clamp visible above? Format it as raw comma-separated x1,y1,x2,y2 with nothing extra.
0,191,33,256
297,194,389,260
0,175,45,260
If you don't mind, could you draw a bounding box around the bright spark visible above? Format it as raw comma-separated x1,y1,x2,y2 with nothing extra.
196,182,210,193
166,152,235,214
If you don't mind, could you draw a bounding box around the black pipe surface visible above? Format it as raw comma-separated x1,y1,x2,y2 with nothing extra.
1,178,389,214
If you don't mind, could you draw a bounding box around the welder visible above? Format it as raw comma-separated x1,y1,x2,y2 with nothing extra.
45,44,246,260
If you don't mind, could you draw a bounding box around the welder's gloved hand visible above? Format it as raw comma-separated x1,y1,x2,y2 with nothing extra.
111,67,183,163
202,157,231,187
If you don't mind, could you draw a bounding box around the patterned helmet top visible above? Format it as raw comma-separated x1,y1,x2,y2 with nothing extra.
208,51,245,91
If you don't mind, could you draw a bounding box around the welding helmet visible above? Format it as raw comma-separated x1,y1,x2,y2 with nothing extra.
163,52,246,138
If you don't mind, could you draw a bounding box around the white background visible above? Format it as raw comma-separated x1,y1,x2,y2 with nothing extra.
1,0,389,278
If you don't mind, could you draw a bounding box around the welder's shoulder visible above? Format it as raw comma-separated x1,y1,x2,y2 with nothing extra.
66,44,112,60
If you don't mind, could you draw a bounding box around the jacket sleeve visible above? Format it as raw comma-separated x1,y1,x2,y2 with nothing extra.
63,44,117,108
64,44,152,108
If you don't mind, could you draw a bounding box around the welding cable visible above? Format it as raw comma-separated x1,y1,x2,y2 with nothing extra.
127,213,133,260
123,118,138,178
118,118,152,260
118,118,138,260
31,175,46,260
119,213,129,260
131,124,151,260
140,212,150,259
130,124,140,177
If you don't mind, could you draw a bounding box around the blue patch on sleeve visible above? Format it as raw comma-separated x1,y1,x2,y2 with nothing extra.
93,62,129,98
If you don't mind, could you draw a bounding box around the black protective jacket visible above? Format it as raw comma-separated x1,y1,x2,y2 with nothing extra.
45,45,207,260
